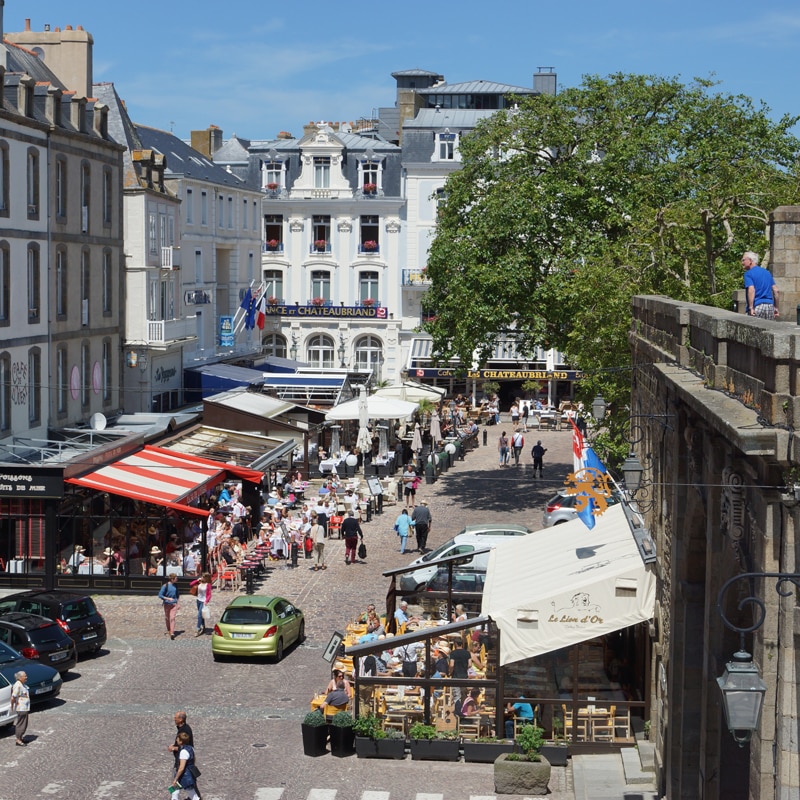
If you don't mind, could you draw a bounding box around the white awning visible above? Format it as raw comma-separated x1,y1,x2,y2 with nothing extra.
325,395,418,421
481,504,656,666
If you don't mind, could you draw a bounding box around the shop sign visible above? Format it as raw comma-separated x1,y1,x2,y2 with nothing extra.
264,305,388,319
0,467,64,498
412,368,584,381
220,315,234,347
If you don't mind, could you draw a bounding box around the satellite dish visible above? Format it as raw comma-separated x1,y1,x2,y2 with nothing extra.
89,412,107,431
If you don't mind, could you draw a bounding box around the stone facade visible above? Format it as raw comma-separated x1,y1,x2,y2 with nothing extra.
630,273,800,798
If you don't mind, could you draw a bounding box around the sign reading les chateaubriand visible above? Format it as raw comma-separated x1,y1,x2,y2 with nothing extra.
413,368,584,381
0,467,64,498
265,305,388,319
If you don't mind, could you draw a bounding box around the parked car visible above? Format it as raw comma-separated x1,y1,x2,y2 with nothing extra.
0,641,62,704
0,613,78,674
411,567,487,619
542,490,621,527
398,523,535,592
0,591,106,656
0,671,17,729
212,595,304,662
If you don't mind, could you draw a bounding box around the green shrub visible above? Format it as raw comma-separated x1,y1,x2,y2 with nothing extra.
516,724,544,757
302,709,327,727
384,729,406,740
409,722,437,740
331,711,354,728
353,713,381,738
435,729,459,740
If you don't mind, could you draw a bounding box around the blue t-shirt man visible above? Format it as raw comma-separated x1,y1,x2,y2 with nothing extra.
505,699,535,738
743,253,778,318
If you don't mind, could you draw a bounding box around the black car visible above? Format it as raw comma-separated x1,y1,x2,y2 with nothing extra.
410,567,487,619
0,640,62,704
0,591,106,656
0,613,78,674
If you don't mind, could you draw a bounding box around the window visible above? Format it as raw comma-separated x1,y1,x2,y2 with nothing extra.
56,248,67,317
310,270,330,303
263,161,283,191
185,188,194,224
360,215,379,253
264,214,283,252
102,339,111,403
306,334,334,369
359,271,379,303
148,212,157,254
218,195,224,228
0,141,8,215
0,242,8,324
253,201,258,230
201,191,208,225
27,245,40,323
81,250,90,327
55,156,67,219
81,343,90,408
313,157,330,189
262,334,286,359
242,198,248,230
27,148,39,217
56,347,67,414
159,213,167,253
228,196,234,228
102,250,113,314
360,159,380,192
159,277,175,320
102,167,113,225
0,353,9,432
264,270,283,302
354,335,384,379
28,348,40,426
194,249,203,283
81,161,90,231
312,215,331,252
435,131,459,161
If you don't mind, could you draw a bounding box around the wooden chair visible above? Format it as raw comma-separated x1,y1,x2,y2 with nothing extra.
591,706,614,742
613,707,633,742
382,713,406,734
323,702,349,720
459,715,482,740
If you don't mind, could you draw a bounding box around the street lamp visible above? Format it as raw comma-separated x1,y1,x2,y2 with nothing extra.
591,394,607,421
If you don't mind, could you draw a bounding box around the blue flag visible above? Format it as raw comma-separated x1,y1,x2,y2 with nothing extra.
240,287,252,311
245,296,256,330
577,447,608,530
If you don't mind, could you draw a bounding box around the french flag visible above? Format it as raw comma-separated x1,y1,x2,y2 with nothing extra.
255,293,267,330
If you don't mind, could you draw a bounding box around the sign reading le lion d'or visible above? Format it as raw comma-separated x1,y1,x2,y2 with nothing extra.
0,467,64,498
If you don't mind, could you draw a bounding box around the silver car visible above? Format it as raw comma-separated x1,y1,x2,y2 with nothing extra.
542,490,620,526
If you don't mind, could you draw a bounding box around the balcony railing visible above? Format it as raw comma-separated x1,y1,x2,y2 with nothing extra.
161,246,181,269
310,242,332,255
146,317,196,344
402,269,431,287
262,241,284,254
358,243,380,255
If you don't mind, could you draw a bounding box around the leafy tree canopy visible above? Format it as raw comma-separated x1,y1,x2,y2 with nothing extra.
424,73,800,456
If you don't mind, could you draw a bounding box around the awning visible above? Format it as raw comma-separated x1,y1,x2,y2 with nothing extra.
65,445,263,517
481,504,656,666
325,395,418,421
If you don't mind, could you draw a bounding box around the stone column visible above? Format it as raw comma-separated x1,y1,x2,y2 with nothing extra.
769,206,800,320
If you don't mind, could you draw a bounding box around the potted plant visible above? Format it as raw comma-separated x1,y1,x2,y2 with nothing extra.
540,717,568,767
314,239,328,252
267,296,279,306
301,709,329,757
266,182,279,191
265,239,280,251
311,297,326,307
462,735,517,763
353,713,406,759
494,724,551,795
363,182,377,195
361,297,375,307
329,710,356,757
409,722,460,761
362,240,378,252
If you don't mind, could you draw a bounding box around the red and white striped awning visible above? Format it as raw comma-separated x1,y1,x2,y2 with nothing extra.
66,445,263,516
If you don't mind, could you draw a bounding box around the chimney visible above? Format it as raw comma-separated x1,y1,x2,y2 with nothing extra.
45,85,63,125
190,125,223,158
92,101,108,139
534,67,557,96
24,17,30,31
70,95,87,132
17,74,34,117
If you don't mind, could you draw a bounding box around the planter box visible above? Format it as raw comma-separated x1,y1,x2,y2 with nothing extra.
301,723,329,757
540,743,568,767
410,738,460,761
329,726,355,757
494,753,551,795
355,736,407,760
462,740,516,763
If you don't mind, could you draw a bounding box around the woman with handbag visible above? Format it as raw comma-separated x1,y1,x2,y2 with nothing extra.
189,572,212,636
170,731,201,800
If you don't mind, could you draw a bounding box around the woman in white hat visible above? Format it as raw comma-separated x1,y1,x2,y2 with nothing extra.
149,546,163,576
69,545,86,572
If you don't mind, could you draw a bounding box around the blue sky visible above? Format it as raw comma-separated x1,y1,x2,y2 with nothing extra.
8,1,800,141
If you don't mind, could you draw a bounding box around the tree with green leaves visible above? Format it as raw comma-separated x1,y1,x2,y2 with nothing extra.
423,73,800,461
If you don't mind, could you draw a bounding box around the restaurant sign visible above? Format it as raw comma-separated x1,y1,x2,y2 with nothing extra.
265,305,388,319
412,368,584,381
0,466,64,498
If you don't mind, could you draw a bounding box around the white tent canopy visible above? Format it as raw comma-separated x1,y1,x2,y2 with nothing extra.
481,504,656,666
375,380,446,403
325,395,418,421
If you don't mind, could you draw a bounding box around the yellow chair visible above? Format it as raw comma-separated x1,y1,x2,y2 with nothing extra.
459,715,482,740
591,705,614,742
323,702,349,720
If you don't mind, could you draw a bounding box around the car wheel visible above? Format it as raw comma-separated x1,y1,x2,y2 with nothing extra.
437,601,449,621
276,637,284,662
554,519,567,525
212,653,223,662
298,620,306,643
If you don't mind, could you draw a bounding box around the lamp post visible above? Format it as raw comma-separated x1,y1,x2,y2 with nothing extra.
715,571,800,745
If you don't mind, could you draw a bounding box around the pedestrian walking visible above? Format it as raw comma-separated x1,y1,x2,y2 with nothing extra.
10,670,29,746
511,429,525,466
311,513,326,571
158,572,180,639
169,730,201,800
411,500,432,552
341,510,363,564
521,402,530,432
394,509,414,554
167,711,193,771
531,440,547,477
402,464,417,508
189,572,212,636
498,431,510,466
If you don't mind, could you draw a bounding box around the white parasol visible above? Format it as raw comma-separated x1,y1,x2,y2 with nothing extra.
375,381,446,403
326,394,418,421
411,422,423,453
429,410,442,445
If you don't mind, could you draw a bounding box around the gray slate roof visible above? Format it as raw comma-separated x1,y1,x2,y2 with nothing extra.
419,79,535,95
1,41,66,87
391,68,443,78
403,108,498,129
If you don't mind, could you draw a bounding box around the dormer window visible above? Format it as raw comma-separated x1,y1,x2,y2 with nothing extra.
314,157,331,189
435,131,459,162
262,159,284,193
359,156,382,195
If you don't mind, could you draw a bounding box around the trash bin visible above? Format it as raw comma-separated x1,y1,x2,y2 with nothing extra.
425,457,436,484
290,541,299,568
482,429,488,447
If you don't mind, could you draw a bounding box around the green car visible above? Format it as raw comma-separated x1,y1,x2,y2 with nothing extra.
211,595,305,662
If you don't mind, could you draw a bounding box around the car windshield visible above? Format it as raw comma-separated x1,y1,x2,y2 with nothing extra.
62,599,96,622
221,607,271,626
27,626,65,646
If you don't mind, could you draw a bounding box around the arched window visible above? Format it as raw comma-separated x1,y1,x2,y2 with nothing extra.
354,335,383,379
262,334,287,359
306,334,334,369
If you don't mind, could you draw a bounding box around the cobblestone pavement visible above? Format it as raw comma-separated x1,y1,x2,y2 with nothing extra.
1,419,580,800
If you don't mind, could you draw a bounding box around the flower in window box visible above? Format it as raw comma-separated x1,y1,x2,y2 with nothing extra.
363,183,377,194
266,239,280,251
361,298,375,307
266,182,279,191
362,240,378,252
267,296,279,306
314,239,328,252
311,297,326,307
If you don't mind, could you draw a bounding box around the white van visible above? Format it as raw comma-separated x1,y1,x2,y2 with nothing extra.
398,523,534,591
